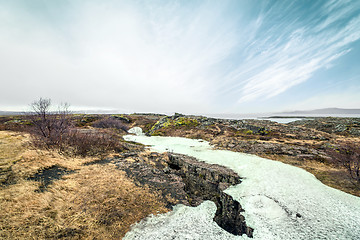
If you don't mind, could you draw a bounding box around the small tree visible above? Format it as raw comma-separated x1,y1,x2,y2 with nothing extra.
29,98,71,146
30,98,52,139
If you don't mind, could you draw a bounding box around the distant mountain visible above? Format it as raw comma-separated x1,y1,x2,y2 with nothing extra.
279,108,360,115
0,111,24,116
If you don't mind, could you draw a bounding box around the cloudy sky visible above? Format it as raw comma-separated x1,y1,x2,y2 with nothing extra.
1,0,360,114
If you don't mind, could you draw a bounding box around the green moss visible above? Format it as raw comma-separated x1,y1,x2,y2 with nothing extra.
234,130,253,136
143,123,155,131
173,117,199,127
162,119,174,128
243,129,253,135
151,131,165,136
259,129,271,135
149,117,199,134
149,119,165,132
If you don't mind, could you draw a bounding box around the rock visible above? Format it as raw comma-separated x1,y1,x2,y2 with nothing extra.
228,143,236,148
289,117,360,137
167,154,253,237
111,115,130,123
163,167,171,174
173,113,185,118
128,127,144,136
112,151,253,237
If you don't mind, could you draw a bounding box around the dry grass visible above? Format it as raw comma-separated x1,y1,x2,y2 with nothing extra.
0,131,168,239
0,131,30,184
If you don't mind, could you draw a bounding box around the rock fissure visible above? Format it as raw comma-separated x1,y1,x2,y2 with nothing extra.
113,151,254,237
168,154,254,237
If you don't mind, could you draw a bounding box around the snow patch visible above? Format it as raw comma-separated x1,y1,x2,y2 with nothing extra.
127,127,145,136
123,201,247,240
123,135,360,240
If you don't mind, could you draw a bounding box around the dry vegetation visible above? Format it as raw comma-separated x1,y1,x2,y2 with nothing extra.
0,131,168,239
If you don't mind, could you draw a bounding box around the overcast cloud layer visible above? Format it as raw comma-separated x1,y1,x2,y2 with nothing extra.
1,0,360,113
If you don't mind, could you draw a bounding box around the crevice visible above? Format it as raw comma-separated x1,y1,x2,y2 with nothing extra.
168,162,181,170
113,152,254,237
168,154,254,237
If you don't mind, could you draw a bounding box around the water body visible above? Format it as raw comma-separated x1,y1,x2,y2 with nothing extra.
259,118,305,124
123,134,360,240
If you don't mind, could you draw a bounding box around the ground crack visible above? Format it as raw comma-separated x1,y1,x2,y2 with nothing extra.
168,153,254,237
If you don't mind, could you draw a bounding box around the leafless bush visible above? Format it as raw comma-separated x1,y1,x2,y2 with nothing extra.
328,142,360,188
60,130,126,157
28,98,72,147
92,117,129,132
27,98,127,157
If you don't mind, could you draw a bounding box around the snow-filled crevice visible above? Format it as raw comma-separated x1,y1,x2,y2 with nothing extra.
168,154,254,237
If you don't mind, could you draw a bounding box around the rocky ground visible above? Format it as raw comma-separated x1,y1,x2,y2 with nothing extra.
0,113,359,239
108,151,253,236
128,113,360,197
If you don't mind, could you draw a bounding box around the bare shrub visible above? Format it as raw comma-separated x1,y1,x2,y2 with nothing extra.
92,117,129,132
328,142,360,188
60,129,127,157
25,98,129,157
28,98,72,147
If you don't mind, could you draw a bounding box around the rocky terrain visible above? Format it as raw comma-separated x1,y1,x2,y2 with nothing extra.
2,112,357,196
128,113,360,196
109,151,253,236
1,113,359,239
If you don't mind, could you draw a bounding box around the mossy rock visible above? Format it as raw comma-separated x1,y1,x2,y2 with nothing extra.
174,117,199,127
234,130,253,136
242,129,253,135
148,116,199,135
143,122,155,131
151,131,165,136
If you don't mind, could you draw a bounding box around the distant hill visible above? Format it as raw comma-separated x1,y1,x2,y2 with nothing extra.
279,108,360,115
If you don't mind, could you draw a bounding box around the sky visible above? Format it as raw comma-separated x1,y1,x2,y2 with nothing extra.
1,0,360,114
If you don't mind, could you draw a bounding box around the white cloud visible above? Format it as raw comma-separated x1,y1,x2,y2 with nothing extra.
0,0,242,113
219,1,360,104
0,0,359,113
0,2,210,112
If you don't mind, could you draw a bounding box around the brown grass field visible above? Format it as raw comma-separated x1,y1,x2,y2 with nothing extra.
0,131,168,239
